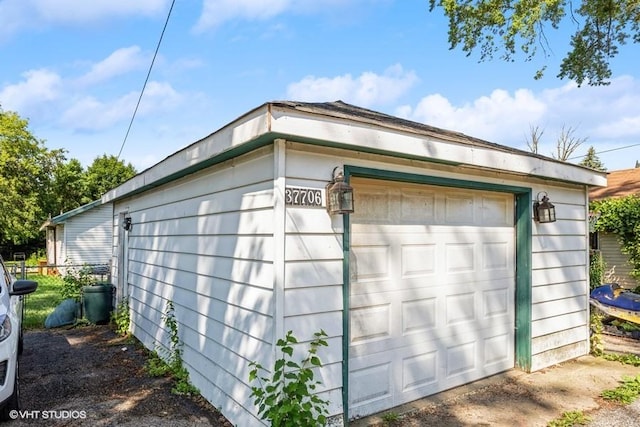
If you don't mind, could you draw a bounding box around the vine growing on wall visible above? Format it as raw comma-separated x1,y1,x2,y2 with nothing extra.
146,300,199,396
591,195,640,280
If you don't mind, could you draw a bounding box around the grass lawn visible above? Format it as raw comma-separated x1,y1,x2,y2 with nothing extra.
22,274,65,329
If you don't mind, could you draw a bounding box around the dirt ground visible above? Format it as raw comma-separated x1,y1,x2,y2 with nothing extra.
11,325,640,427
14,325,232,426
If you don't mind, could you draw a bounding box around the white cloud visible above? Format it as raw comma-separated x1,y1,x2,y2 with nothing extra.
76,46,149,87
0,0,168,41
195,0,291,31
0,44,185,134
59,81,182,131
400,88,547,145
287,64,419,107
0,69,62,114
194,0,379,32
396,75,640,170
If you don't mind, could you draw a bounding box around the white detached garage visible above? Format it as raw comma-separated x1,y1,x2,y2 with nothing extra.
102,101,606,426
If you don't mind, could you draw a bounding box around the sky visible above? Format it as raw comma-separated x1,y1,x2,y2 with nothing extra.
1,0,639,173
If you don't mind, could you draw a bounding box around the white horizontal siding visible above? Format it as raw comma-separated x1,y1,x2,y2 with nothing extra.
530,185,590,370
281,151,351,421
115,149,276,427
600,232,638,288
111,138,597,425
63,203,112,266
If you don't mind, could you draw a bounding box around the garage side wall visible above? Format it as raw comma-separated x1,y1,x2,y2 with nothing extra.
113,148,276,427
530,185,590,371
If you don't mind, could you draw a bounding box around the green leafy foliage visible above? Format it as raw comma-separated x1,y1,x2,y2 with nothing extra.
61,264,96,301
0,107,137,254
0,110,58,245
591,195,640,279
249,330,330,426
589,250,605,290
603,352,640,367
111,297,131,336
579,146,607,171
145,300,199,396
590,311,605,356
601,375,640,404
83,154,136,204
611,319,640,332
428,0,639,86
547,410,591,427
382,411,401,424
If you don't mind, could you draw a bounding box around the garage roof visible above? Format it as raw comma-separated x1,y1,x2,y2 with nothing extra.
103,100,607,203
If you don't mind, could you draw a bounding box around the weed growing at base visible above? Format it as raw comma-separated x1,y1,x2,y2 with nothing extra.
146,300,199,397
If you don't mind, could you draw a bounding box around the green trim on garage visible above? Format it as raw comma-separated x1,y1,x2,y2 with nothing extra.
341,165,532,423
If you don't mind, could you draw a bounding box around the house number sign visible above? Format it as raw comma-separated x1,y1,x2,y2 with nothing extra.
285,186,323,207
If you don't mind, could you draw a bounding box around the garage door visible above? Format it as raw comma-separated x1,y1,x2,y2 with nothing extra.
348,178,515,418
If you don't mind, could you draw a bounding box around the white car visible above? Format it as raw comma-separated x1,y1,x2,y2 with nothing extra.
0,258,37,420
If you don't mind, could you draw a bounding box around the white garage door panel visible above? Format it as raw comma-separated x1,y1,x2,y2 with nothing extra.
349,179,515,419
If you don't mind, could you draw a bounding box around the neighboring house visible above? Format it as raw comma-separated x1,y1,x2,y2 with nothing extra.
589,167,640,289
40,200,113,269
102,101,606,426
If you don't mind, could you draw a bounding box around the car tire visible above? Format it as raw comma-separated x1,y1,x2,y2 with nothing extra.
0,360,20,421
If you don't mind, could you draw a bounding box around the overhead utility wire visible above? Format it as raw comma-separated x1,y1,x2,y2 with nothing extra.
116,0,176,160
568,142,640,161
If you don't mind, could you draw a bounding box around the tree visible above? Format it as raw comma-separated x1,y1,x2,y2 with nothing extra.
47,156,86,215
0,110,57,245
524,124,587,161
553,125,587,161
83,155,136,203
579,146,607,171
428,0,640,86
0,107,138,253
525,124,544,154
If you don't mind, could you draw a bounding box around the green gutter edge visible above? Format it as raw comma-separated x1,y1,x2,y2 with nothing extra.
341,166,532,424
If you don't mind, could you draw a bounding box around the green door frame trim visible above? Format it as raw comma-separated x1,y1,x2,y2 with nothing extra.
340,165,532,424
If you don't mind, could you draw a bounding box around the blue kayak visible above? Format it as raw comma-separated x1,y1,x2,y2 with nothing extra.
590,284,640,324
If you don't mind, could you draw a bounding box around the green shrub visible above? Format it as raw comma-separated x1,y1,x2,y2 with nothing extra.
111,297,130,336
61,264,96,300
591,196,640,280
249,330,329,426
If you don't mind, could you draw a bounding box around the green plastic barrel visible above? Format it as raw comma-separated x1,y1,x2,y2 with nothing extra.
82,284,113,324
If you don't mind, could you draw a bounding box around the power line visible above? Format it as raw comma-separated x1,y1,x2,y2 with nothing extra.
117,0,176,160
568,142,640,161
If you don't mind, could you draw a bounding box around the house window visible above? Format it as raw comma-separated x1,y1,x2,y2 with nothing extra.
589,232,600,251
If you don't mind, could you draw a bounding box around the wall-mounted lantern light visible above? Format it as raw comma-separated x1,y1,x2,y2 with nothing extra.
123,216,133,231
533,192,556,223
326,167,354,215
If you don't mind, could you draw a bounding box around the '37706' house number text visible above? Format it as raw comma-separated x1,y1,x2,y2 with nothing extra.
284,186,323,207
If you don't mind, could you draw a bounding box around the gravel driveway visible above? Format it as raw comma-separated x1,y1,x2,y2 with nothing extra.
13,326,232,426
12,325,640,427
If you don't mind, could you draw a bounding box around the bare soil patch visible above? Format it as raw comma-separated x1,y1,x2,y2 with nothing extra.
14,325,232,426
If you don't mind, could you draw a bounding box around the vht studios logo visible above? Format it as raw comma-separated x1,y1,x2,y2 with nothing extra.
9,410,87,420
